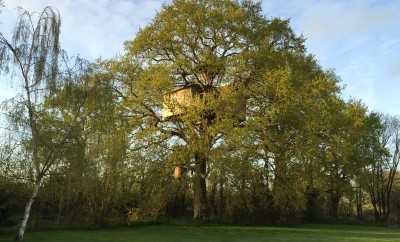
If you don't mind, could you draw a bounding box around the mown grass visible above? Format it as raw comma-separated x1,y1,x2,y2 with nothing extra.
1,224,400,242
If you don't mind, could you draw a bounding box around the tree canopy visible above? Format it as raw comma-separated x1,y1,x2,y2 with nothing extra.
1,1,400,240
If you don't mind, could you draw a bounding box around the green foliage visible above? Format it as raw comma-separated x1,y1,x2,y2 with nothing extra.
1,0,398,230
0,7,61,93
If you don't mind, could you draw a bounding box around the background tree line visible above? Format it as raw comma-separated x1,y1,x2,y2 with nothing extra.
1,1,400,240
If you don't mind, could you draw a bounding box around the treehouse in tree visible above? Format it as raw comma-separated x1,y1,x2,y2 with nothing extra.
162,84,202,120
163,83,246,181
162,83,246,123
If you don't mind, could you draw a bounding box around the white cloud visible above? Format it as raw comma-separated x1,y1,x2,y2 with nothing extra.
1,0,400,114
300,1,397,40
3,0,169,59
0,0,169,104
264,0,400,114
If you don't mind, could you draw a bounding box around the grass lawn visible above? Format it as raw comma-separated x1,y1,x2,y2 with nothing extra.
1,224,400,242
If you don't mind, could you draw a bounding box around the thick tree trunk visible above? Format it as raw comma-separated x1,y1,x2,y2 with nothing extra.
209,182,217,217
329,190,340,218
273,152,288,221
193,154,208,220
355,186,363,219
15,180,41,242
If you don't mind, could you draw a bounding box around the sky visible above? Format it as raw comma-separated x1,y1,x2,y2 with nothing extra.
1,0,399,115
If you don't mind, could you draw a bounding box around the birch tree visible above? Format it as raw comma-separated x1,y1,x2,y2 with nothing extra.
0,7,62,241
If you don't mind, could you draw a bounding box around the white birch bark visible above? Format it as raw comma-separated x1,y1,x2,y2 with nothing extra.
15,180,41,242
